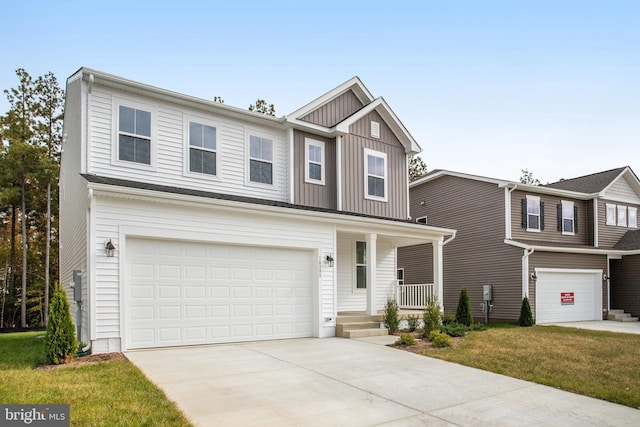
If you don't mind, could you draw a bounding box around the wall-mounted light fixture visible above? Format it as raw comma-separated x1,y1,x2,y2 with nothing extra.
325,254,334,267
105,240,116,257
530,272,537,281
603,274,610,281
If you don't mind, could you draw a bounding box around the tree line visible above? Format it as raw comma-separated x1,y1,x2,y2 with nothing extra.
0,69,63,329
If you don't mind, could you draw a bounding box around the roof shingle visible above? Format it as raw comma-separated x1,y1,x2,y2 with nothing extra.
544,167,627,193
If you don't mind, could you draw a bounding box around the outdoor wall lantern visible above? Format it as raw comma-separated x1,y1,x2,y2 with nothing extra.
105,240,116,257
325,254,334,267
603,274,610,281
530,272,537,281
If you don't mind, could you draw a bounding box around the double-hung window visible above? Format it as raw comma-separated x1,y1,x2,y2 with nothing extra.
118,105,151,164
618,205,627,227
249,135,273,185
189,121,217,175
305,138,324,184
364,148,387,201
606,204,616,225
629,207,638,228
356,241,366,289
559,201,576,234
524,196,543,231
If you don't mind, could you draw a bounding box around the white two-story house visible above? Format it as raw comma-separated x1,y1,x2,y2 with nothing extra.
59,68,454,353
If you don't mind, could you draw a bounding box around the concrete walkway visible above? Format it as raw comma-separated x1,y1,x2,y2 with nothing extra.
126,338,640,427
547,320,640,334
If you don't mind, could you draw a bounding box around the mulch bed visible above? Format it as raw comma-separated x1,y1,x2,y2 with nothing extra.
36,353,126,370
387,330,464,354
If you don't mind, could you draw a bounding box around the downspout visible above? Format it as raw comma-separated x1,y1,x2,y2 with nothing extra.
81,188,95,356
336,135,343,211
86,74,94,174
593,198,599,248
287,128,294,204
522,247,534,299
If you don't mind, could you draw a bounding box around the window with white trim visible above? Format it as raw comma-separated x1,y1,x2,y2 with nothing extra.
249,135,273,185
606,203,616,225
397,268,404,286
629,207,637,228
356,241,366,289
561,200,575,234
305,138,324,184
526,196,542,231
118,105,151,164
617,205,627,227
188,121,217,175
364,148,387,201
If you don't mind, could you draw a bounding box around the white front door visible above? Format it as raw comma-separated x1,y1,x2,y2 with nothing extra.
125,238,314,349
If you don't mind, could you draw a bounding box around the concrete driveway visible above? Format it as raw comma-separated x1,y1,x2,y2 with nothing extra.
126,338,640,426
547,320,640,334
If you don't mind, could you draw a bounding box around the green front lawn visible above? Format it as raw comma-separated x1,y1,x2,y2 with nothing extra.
421,324,640,409
0,332,192,426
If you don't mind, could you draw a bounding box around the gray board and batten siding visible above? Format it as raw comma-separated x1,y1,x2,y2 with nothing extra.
341,110,408,220
300,90,364,127
610,255,640,317
293,130,337,209
398,175,523,321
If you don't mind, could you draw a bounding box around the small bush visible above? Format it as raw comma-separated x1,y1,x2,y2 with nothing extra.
469,322,487,331
45,283,78,365
455,287,474,326
407,315,419,332
383,297,400,334
441,322,467,337
429,330,452,348
442,312,456,325
421,295,442,338
395,333,416,346
519,296,534,327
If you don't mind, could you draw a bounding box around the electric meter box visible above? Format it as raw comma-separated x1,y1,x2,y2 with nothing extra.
483,284,492,302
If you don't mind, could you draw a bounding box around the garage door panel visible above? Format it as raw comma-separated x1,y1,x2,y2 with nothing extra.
536,270,601,324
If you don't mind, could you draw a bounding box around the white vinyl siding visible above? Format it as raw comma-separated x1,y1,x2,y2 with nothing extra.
91,195,336,349
87,89,289,202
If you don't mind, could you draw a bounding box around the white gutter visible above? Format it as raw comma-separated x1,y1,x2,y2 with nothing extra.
505,239,640,256
522,247,534,298
593,198,599,247
442,230,457,246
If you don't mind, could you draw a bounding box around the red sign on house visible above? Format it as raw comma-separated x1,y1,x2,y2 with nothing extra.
561,292,575,305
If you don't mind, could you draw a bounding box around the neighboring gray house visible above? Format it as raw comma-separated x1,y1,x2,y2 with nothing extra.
59,68,454,353
398,167,640,323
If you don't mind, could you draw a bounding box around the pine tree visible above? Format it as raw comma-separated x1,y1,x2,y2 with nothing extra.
455,287,474,326
45,283,77,364
519,296,534,326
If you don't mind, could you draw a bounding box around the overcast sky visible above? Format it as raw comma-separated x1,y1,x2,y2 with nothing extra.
3,0,639,184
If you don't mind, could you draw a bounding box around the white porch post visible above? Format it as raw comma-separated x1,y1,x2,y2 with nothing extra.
432,237,444,311
366,233,377,315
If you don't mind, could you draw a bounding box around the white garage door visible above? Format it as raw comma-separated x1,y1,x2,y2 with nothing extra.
125,238,314,349
535,270,602,324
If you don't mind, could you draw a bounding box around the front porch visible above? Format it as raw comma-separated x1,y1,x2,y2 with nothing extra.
335,307,426,338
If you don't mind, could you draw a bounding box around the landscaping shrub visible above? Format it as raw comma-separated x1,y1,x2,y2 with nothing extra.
421,295,441,338
442,312,456,325
45,283,78,365
441,322,467,337
429,330,452,348
383,297,400,334
468,322,487,331
395,333,416,346
407,314,419,332
455,287,474,326
519,296,534,327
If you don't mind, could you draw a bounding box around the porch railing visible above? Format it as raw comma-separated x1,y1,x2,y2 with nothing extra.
397,283,435,309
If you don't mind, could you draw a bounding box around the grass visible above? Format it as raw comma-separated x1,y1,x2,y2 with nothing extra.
421,324,640,409
0,332,192,426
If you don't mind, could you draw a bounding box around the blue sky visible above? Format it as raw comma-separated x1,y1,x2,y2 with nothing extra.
3,0,639,183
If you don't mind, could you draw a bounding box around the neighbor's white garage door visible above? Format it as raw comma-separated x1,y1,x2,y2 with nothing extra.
125,238,313,349
535,270,602,324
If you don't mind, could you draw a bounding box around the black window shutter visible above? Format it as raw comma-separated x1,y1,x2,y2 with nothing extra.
557,203,562,232
540,201,545,230
521,199,527,228
574,205,579,232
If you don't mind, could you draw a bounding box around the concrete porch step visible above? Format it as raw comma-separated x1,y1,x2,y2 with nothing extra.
340,328,390,338
607,309,639,322
336,314,383,323
336,321,382,336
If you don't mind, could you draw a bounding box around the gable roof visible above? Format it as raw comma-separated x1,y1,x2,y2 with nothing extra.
614,230,640,250
545,167,628,193
286,77,421,154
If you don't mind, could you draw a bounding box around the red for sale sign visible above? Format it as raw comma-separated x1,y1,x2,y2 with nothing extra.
561,292,575,305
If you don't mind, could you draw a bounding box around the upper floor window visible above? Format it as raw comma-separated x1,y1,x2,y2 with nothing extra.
118,105,151,164
618,205,627,227
606,204,616,225
523,195,544,231
356,241,366,289
305,138,324,185
249,135,273,185
189,121,217,176
558,201,577,234
364,148,387,201
629,207,638,228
